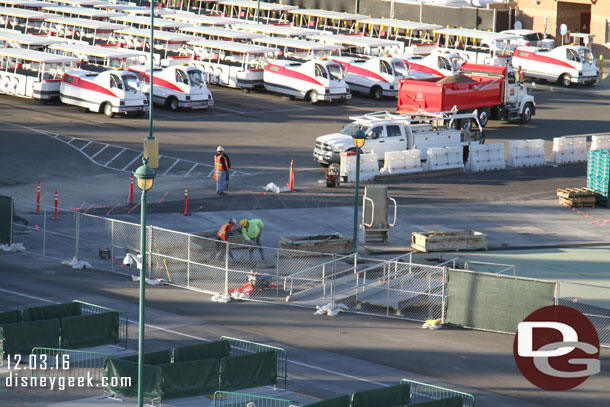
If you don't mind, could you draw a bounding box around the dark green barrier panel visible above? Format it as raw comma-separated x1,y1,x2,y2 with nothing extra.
0,310,22,325
220,350,277,391
305,395,351,407
120,349,172,365
408,396,464,407
174,340,230,363
23,302,81,322
446,270,555,333
160,358,220,399
0,195,12,245
61,312,119,349
352,384,411,407
103,358,162,403
0,319,60,355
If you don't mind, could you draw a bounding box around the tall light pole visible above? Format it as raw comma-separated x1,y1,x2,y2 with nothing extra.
351,130,365,253
144,0,159,169
134,157,156,407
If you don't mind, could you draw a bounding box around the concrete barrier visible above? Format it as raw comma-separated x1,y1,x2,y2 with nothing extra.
340,152,379,183
380,150,422,175
465,143,506,172
425,146,463,172
506,139,546,168
551,136,587,164
591,134,610,151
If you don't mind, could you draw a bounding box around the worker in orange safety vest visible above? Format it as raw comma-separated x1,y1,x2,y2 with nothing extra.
214,146,231,195
212,218,236,261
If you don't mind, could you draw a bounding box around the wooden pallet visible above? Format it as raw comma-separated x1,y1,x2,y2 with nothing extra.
556,187,596,199
559,197,596,208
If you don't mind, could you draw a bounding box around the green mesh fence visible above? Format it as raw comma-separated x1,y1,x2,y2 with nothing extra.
401,379,475,407
103,358,161,403
120,349,172,365
74,301,128,348
212,391,301,407
446,270,555,333
221,336,287,390
174,340,230,362
408,397,465,407
219,350,277,391
61,312,119,349
31,347,112,384
304,395,351,407
22,302,81,322
351,383,411,407
0,319,60,355
160,358,220,399
0,310,23,325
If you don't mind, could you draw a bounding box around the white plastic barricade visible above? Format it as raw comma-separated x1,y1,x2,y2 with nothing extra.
551,136,587,164
591,134,610,151
465,143,506,172
506,139,546,168
380,150,422,175
340,152,379,183
425,146,464,172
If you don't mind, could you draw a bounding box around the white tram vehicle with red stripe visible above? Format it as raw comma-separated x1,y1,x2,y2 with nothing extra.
398,50,464,79
60,69,148,117
128,64,213,111
263,58,351,104
331,56,408,99
0,47,77,102
511,45,599,87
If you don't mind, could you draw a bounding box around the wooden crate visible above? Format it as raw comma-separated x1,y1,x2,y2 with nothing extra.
557,188,597,208
411,230,488,252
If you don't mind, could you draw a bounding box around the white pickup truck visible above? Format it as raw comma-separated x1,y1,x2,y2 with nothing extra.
313,111,484,166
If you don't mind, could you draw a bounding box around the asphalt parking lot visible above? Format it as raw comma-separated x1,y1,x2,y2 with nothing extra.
1,80,610,406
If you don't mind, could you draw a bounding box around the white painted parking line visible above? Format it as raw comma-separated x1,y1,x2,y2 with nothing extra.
121,152,143,171
90,144,109,159
162,158,181,176
79,140,93,151
0,286,388,388
105,148,128,167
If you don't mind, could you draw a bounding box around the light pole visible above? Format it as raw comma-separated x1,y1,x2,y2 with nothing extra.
256,0,261,23
351,130,365,253
133,157,156,407
144,0,159,169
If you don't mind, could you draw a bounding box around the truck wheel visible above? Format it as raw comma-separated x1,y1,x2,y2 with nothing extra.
477,108,490,127
521,103,533,124
370,86,382,100
308,90,319,104
103,102,114,118
559,73,572,87
460,118,473,131
166,97,179,111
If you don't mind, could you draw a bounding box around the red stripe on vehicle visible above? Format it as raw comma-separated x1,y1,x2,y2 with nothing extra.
63,74,117,98
332,60,387,82
404,61,442,77
264,63,322,86
513,50,574,69
129,69,184,93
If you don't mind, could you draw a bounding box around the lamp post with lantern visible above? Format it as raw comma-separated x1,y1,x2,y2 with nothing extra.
351,130,365,253
133,157,156,407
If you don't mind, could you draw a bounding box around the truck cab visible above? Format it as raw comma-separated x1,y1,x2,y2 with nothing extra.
332,56,408,99
313,111,482,166
263,59,350,104
129,64,213,110
60,69,148,117
511,45,598,86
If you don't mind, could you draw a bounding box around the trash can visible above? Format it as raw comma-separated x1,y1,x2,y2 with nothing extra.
326,164,340,188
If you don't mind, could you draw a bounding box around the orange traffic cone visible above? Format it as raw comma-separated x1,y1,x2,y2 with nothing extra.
288,160,295,192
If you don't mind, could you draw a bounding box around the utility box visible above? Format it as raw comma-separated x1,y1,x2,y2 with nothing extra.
362,186,397,244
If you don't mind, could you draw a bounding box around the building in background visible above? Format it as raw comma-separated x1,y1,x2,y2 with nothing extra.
516,0,609,56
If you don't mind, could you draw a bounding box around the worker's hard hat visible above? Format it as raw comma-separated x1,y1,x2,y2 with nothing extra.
216,146,224,152
230,218,237,224
240,219,248,227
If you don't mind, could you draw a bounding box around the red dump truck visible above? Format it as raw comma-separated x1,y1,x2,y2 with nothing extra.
397,63,535,127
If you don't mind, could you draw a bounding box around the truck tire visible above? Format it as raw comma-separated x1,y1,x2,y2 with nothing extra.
559,73,572,87
370,86,382,100
102,102,114,118
166,96,179,111
477,108,490,127
460,118,473,131
521,103,533,124
308,90,319,104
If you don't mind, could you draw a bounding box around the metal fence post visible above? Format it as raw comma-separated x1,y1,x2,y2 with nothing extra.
441,266,447,323
111,221,115,273
74,213,80,259
187,234,191,287
322,264,326,298
42,209,47,256
276,248,280,299
224,241,229,296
